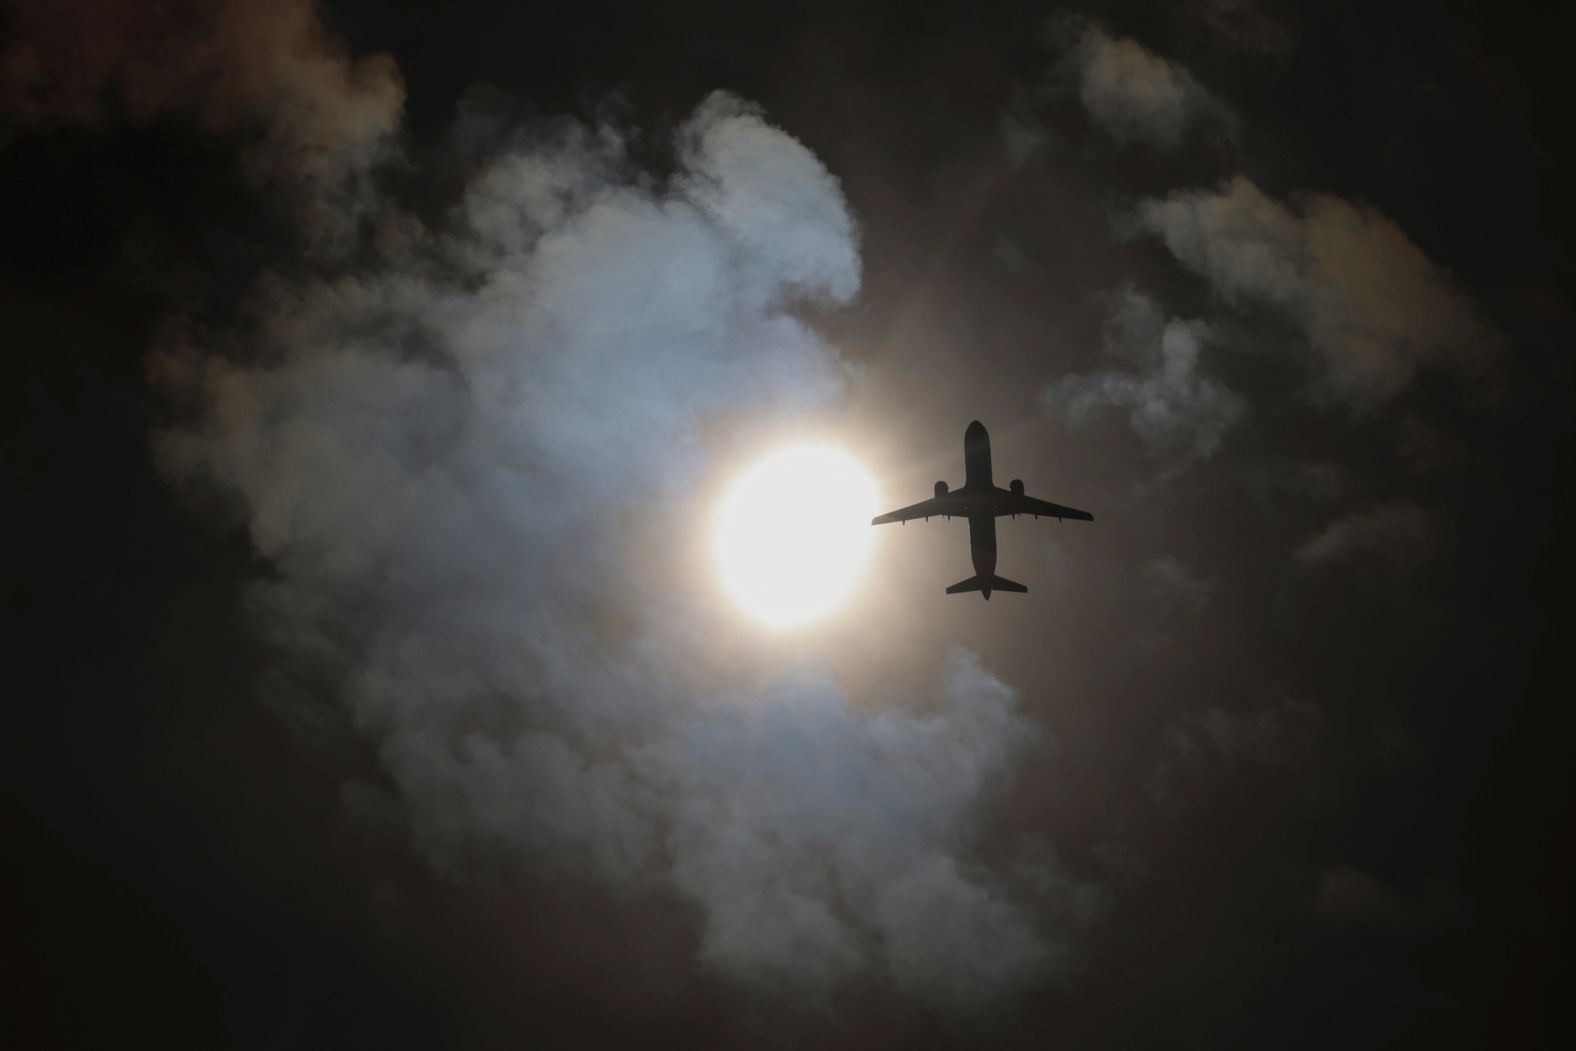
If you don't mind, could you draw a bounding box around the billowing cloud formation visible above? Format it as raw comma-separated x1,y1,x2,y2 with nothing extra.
1043,285,1246,463
0,0,404,236
644,653,1051,1002
1295,499,1436,571
1138,177,1499,408
1056,19,1230,150
152,88,1065,1002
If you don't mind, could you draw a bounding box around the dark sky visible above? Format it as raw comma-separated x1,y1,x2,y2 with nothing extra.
4,1,1574,1047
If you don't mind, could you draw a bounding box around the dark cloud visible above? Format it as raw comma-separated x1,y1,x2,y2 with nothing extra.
1142,555,1212,614
1051,15,1235,151
1184,0,1299,56
1295,499,1436,572
999,112,1049,169
1147,696,1325,813
1399,413,1446,475
1136,176,1501,409
1316,864,1458,935
0,0,404,239
1043,284,1246,464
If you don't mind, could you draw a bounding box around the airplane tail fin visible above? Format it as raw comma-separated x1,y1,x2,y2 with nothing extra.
944,574,1029,598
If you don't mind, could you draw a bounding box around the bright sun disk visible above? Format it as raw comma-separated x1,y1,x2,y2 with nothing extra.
713,443,878,630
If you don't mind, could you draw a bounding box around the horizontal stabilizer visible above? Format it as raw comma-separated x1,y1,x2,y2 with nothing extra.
944,574,1029,598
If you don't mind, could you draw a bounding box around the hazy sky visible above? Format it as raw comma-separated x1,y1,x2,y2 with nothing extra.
3,1,1573,1047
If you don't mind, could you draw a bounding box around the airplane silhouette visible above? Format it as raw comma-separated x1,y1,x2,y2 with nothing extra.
872,420,1093,598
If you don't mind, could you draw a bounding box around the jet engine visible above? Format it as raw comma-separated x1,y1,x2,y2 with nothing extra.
1010,479,1024,496
935,480,948,498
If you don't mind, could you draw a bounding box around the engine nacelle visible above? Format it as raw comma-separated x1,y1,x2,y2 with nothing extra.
934,480,948,498
1010,478,1024,497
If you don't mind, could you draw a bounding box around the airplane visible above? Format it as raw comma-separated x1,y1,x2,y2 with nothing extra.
872,420,1093,599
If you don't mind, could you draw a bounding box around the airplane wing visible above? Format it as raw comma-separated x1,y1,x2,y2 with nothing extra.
871,496,958,525
994,489,1094,521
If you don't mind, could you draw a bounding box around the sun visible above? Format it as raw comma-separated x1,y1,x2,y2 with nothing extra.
713,443,879,630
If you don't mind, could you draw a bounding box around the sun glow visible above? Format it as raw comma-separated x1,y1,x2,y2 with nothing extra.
713,443,879,630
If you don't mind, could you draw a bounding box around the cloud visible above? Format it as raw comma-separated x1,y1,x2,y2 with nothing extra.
1315,864,1457,935
1147,697,1324,812
1315,864,1414,927
1001,111,1049,168
1295,499,1436,571
877,853,1054,1003
1185,0,1299,55
1143,555,1212,614
1170,698,1324,766
152,90,1072,1004
1043,285,1247,463
1398,414,1446,475
1137,176,1500,408
643,653,1054,1002
1054,18,1233,150
0,0,405,239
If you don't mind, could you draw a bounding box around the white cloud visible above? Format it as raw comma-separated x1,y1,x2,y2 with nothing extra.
642,653,1052,999
153,91,1078,1003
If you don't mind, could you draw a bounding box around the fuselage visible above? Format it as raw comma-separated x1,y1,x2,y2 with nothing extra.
963,421,998,597
871,417,1091,598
